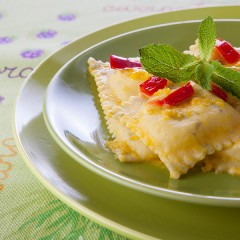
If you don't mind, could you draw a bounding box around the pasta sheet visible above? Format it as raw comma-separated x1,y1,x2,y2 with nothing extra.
88,57,158,162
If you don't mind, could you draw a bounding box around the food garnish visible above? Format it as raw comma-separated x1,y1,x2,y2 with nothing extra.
110,54,142,69
139,76,167,96
150,82,194,106
210,82,228,101
215,39,240,64
140,16,240,99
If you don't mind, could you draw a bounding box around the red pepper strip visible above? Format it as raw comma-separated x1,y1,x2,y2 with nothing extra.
215,39,240,64
210,82,228,101
140,76,168,96
110,55,142,69
151,82,194,106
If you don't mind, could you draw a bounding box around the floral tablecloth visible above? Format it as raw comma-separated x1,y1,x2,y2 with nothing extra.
0,0,238,239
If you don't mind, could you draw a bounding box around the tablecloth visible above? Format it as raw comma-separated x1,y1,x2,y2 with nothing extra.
0,0,239,239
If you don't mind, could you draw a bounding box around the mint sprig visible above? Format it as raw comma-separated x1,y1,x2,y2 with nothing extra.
139,16,240,98
196,61,214,90
140,44,199,82
210,61,240,97
198,16,216,61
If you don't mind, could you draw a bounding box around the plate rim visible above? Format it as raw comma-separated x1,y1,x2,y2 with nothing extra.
12,6,240,240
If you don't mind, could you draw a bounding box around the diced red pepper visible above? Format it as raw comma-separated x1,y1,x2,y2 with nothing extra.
151,82,194,106
215,39,240,64
210,82,228,101
139,76,168,96
110,55,142,69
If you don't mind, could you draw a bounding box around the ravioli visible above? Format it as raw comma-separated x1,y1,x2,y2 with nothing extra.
202,140,240,175
88,56,240,179
185,40,240,176
186,39,240,71
115,82,240,179
88,57,158,162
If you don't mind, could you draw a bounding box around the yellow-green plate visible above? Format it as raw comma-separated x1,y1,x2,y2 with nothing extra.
13,6,240,240
44,16,240,204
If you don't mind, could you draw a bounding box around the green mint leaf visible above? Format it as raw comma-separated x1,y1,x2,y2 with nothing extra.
195,61,214,90
210,61,240,98
139,43,199,82
198,16,216,61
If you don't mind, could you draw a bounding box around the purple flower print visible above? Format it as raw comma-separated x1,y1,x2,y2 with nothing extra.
21,49,44,59
58,13,76,21
0,96,4,103
0,37,13,44
61,40,71,46
37,30,57,39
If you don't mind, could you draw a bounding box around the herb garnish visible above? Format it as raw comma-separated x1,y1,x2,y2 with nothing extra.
139,16,240,98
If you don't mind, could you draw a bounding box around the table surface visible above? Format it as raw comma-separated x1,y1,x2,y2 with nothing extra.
1,0,239,239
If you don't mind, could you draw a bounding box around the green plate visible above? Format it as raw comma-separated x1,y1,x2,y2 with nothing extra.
43,19,240,204
13,6,240,240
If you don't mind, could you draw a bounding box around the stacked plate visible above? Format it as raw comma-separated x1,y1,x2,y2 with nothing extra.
13,6,240,240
